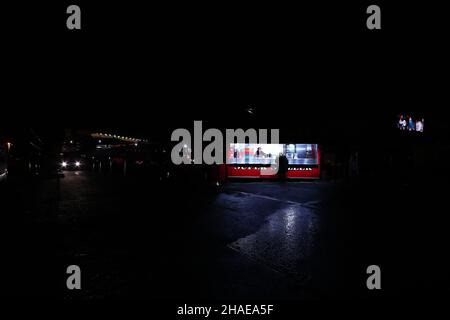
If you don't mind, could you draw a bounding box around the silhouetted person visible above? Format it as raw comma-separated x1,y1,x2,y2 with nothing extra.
277,153,288,181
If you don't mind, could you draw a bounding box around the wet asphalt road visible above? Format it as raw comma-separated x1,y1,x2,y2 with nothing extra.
53,172,350,299
1,170,449,299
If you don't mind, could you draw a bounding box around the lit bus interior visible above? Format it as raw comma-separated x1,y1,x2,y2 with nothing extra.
227,143,320,179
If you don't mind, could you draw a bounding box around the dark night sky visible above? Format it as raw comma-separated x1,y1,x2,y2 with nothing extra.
2,2,448,145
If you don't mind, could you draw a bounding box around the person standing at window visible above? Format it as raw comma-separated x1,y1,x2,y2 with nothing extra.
408,116,415,131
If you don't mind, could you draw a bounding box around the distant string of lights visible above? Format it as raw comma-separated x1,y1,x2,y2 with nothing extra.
91,133,149,143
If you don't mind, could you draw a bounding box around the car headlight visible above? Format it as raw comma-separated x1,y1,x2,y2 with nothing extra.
75,161,81,167
62,161,67,167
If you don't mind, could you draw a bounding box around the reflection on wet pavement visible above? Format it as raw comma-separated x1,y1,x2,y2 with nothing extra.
229,203,319,283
